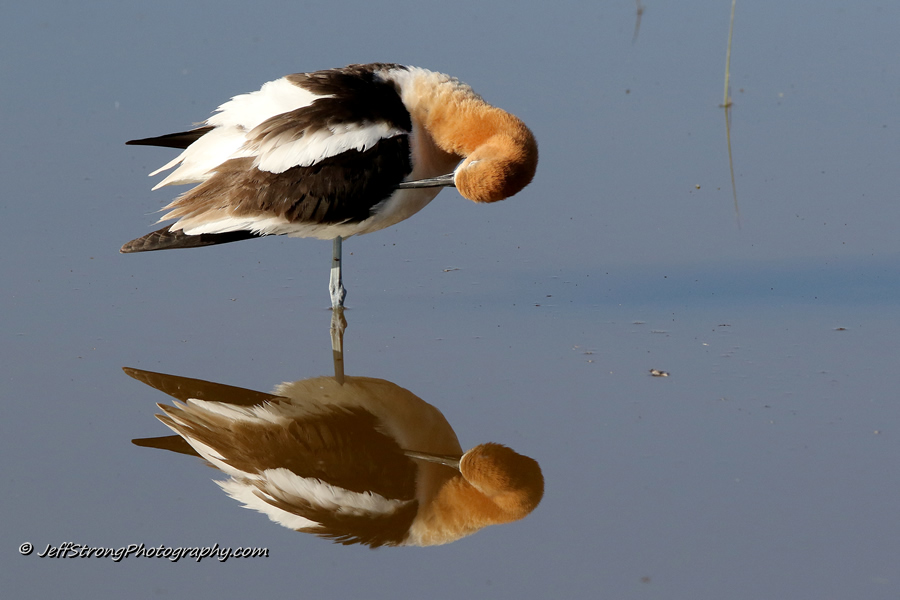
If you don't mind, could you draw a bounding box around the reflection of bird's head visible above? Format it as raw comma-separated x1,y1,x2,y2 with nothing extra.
461,443,544,520
404,441,543,546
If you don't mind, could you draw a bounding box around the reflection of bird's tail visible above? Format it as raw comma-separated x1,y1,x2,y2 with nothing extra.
132,432,199,457
120,226,261,253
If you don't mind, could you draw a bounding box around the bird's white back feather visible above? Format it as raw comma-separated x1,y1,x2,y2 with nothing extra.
208,77,323,130
150,127,252,189
148,75,409,190
253,122,407,174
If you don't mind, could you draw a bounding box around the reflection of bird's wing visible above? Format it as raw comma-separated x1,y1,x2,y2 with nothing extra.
129,65,414,244
221,472,419,548
127,367,286,455
158,400,421,547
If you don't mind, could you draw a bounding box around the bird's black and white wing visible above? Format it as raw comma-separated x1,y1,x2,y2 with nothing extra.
124,64,416,251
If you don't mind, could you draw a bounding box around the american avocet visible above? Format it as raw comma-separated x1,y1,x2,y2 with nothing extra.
122,63,538,308
128,368,544,547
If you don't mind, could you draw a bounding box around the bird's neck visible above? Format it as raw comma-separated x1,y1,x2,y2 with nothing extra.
399,69,526,158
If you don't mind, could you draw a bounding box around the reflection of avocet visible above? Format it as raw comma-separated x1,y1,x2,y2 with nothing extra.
121,63,539,308
129,368,543,547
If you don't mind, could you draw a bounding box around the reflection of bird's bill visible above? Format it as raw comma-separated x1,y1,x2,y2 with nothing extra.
396,173,456,189
403,449,461,470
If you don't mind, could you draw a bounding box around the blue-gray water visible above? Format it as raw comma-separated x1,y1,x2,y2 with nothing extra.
3,1,899,598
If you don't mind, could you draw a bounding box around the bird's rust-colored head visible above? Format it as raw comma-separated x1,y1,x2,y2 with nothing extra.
454,125,539,203
402,70,538,204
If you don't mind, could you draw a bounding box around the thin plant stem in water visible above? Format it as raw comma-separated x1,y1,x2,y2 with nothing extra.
633,0,644,43
724,105,740,228
723,0,736,108
722,0,740,227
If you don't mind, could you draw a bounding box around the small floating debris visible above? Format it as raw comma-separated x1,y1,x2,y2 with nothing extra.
649,368,669,377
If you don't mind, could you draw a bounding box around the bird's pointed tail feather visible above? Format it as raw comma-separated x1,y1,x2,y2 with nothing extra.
120,226,263,253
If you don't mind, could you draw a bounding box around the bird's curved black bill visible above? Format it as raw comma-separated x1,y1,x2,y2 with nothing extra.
396,173,456,189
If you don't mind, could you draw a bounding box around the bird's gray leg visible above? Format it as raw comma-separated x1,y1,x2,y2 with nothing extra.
329,236,346,308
